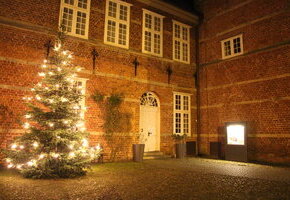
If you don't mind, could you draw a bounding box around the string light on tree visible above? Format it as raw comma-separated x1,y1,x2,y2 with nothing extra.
36,95,41,100
11,144,17,149
39,154,45,159
25,114,32,119
51,153,59,158
23,122,30,129
38,72,45,77
96,144,101,150
32,142,39,148
82,139,89,147
16,164,22,169
7,164,14,168
69,152,76,158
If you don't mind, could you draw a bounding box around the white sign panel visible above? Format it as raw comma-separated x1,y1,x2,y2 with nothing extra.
227,125,245,145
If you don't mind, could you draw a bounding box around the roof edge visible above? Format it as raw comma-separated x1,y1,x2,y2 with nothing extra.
136,0,199,25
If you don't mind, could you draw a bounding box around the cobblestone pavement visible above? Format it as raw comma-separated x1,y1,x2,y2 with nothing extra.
0,158,289,200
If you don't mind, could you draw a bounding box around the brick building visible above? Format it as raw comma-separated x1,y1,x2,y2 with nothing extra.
0,0,289,164
197,0,290,164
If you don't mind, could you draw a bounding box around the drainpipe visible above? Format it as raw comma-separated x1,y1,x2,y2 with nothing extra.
194,10,203,157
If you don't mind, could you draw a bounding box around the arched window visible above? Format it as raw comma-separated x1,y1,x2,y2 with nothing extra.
140,92,158,107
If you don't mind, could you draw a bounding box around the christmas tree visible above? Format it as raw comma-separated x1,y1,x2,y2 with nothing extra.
4,34,101,178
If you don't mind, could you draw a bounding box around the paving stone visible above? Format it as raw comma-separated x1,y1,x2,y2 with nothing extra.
0,158,289,200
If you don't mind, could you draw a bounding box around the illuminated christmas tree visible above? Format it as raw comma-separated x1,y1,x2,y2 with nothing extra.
4,34,101,178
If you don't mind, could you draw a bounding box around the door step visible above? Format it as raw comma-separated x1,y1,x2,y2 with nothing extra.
143,151,171,160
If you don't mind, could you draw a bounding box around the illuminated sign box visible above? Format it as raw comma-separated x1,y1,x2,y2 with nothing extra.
225,122,247,162
227,124,245,145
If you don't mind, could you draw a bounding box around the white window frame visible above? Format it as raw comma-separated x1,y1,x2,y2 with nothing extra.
59,0,91,39
173,92,191,136
221,34,244,59
73,77,88,119
172,20,191,64
104,0,132,49
142,9,164,57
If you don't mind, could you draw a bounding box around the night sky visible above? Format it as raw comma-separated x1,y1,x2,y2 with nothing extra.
162,0,197,13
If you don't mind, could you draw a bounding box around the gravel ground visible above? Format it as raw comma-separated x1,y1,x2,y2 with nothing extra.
0,158,289,200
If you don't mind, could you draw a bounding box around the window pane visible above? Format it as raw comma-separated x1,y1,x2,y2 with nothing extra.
118,23,127,45
183,96,189,110
145,31,151,51
154,17,161,31
78,0,87,9
62,7,73,33
182,27,188,41
107,20,116,42
182,43,188,62
72,81,83,94
233,37,241,54
174,94,190,135
72,81,85,118
65,0,74,5
175,113,181,133
119,5,128,21
154,34,160,54
174,41,180,60
224,41,231,56
145,14,152,29
183,114,189,134
108,1,117,18
76,11,86,35
175,95,181,110
174,24,180,38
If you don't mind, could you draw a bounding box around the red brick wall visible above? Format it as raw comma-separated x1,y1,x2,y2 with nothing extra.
0,0,197,161
198,0,290,164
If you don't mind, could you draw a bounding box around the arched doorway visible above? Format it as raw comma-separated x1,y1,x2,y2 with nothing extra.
139,92,160,152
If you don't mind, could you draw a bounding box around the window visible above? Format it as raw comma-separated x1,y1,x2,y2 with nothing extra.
73,78,87,119
173,21,190,63
59,0,91,39
104,0,132,48
142,9,164,57
173,93,191,135
221,34,243,59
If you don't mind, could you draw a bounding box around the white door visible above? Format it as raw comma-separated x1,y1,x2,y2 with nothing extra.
139,92,160,152
140,106,158,152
